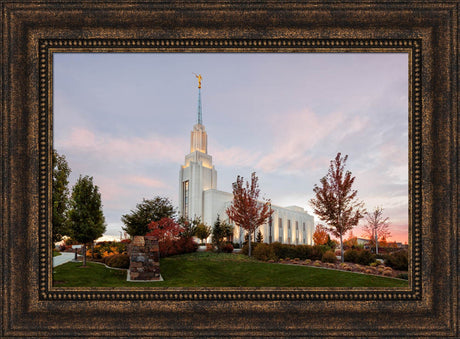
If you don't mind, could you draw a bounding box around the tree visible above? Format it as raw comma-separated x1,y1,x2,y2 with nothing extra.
121,196,176,237
195,222,211,244
343,231,359,249
226,172,273,257
312,224,329,245
68,175,106,266
211,215,234,252
310,153,365,262
146,217,184,257
256,229,264,243
52,150,71,243
362,207,391,254
177,216,199,239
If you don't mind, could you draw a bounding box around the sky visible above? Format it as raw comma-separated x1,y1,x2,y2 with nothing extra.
54,53,408,243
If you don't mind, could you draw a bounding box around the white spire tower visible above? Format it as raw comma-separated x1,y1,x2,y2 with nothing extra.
179,75,217,220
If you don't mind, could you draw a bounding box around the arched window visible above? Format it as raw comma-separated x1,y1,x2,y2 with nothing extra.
278,218,283,243
303,222,306,243
287,220,291,244
295,221,299,245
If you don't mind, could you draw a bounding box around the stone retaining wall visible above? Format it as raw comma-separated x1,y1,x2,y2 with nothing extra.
128,236,160,281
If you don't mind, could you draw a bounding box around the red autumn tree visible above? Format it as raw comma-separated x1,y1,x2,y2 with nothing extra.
362,206,391,254
226,172,273,257
310,153,365,262
146,217,184,256
312,224,329,245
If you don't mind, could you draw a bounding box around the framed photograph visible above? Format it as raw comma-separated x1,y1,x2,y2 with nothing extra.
2,0,458,337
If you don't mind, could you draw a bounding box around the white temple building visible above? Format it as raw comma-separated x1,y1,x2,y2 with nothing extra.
179,76,315,245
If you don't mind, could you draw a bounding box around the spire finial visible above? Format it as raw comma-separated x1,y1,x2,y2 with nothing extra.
194,73,202,89
193,73,203,124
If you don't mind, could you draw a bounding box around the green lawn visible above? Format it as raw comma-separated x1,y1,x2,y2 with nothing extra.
53,250,62,257
53,252,408,288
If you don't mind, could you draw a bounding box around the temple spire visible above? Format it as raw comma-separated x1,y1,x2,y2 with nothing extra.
194,73,203,125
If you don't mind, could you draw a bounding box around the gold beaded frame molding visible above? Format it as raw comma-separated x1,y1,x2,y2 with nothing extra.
2,1,458,337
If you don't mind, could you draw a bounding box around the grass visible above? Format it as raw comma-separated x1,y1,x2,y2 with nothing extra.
53,250,62,257
53,252,408,288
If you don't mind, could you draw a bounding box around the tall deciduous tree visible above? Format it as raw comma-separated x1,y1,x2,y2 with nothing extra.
310,153,365,262
52,150,71,243
121,196,176,237
362,206,391,254
226,172,273,257
312,224,329,245
68,175,106,266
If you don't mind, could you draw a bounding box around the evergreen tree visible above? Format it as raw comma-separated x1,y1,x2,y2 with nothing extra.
121,196,176,236
68,175,106,266
52,150,71,243
212,215,233,252
256,229,264,243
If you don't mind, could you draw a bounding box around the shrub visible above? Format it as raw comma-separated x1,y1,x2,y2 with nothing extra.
321,250,337,263
206,243,214,252
159,237,198,257
311,245,329,260
344,249,359,263
242,242,258,256
356,250,376,266
232,242,241,249
397,273,408,280
105,254,130,269
221,243,234,253
253,243,277,261
384,250,408,271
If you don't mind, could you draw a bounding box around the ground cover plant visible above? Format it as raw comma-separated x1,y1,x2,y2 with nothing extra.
53,252,408,288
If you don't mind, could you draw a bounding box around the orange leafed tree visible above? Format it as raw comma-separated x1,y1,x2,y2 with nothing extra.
226,172,273,257
312,224,329,245
343,231,358,248
310,153,365,262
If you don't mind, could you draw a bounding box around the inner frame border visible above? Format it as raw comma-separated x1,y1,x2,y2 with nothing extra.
39,38,420,302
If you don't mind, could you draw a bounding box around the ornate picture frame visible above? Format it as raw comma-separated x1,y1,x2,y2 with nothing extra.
1,1,458,337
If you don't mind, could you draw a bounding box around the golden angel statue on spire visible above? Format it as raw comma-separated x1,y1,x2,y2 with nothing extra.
193,73,202,88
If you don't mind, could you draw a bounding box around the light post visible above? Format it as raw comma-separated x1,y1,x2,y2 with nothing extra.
268,202,272,244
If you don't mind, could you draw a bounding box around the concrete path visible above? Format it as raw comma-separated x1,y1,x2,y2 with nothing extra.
53,252,76,267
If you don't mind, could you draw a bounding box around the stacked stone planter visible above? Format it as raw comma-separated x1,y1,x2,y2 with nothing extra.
128,236,161,281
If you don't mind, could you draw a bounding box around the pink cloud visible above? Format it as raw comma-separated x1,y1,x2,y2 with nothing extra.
60,127,186,164
255,108,369,174
125,175,171,189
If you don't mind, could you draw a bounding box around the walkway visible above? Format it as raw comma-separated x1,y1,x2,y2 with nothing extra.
53,252,76,267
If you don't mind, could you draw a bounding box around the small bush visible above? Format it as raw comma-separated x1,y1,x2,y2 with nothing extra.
232,242,241,249
242,242,258,256
221,243,234,253
344,249,375,266
397,273,408,280
344,249,359,263
321,250,337,263
356,250,376,266
105,254,130,269
384,250,408,271
253,243,277,261
206,243,214,251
